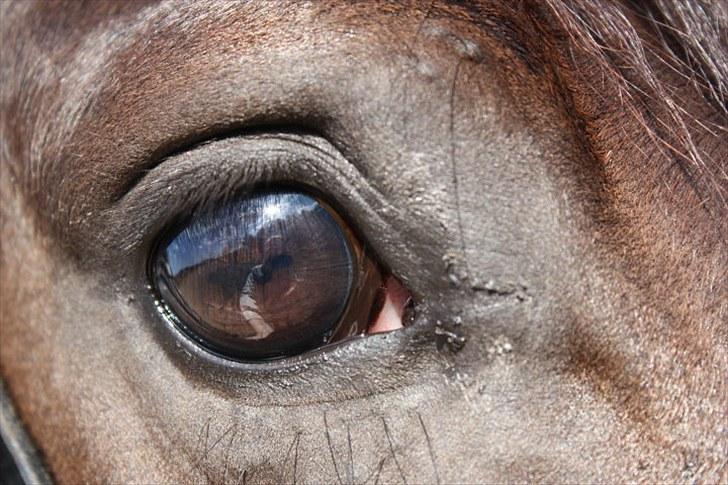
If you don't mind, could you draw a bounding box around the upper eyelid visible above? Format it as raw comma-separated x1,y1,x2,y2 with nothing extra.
99,132,430,270
105,132,359,248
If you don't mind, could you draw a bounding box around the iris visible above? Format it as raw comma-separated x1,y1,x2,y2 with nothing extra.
152,191,369,361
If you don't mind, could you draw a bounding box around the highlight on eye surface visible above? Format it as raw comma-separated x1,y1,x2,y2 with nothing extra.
151,190,412,361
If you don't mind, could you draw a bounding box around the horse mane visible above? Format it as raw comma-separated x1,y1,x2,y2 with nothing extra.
543,0,727,220
525,0,728,327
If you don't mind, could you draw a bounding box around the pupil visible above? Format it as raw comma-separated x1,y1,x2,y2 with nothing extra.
153,191,355,360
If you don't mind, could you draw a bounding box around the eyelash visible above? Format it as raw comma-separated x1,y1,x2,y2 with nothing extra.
108,132,375,252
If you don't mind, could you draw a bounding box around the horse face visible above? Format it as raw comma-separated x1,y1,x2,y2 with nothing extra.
1,1,726,483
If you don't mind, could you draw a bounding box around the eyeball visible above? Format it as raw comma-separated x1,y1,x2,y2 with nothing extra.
151,190,405,361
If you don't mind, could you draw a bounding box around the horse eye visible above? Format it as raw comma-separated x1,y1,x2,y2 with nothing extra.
151,190,402,361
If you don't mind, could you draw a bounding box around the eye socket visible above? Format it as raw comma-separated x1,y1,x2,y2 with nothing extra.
151,189,389,361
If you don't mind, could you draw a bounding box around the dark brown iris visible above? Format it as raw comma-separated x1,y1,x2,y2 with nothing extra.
152,191,382,361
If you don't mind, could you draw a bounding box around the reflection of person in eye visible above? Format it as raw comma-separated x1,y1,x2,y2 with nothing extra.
239,255,294,340
238,275,274,341
1,2,727,484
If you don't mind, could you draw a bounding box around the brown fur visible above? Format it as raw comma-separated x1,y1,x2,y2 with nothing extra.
1,1,727,483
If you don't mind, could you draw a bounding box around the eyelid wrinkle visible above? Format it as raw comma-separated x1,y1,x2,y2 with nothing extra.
99,129,441,304
113,127,363,204
105,132,376,253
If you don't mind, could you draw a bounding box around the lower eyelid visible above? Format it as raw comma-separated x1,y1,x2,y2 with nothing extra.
141,257,437,397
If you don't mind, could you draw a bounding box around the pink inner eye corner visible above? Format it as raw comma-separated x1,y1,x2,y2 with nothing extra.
368,276,413,334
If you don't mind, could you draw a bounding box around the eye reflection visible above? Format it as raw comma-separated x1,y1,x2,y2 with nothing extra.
152,190,386,361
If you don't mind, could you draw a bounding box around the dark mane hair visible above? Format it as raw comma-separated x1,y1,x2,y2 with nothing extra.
543,0,727,220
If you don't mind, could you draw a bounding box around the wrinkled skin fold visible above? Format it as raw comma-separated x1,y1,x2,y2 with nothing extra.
1,1,727,483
